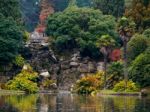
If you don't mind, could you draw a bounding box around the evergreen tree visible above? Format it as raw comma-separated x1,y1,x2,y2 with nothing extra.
0,14,23,64
0,0,22,23
93,0,125,18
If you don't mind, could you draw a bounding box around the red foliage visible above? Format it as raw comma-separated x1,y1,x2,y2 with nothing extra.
36,0,54,33
109,49,122,61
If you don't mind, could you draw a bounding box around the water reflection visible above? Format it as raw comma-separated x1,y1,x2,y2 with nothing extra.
0,93,150,112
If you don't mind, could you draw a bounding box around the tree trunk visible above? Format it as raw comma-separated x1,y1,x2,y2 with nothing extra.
104,53,107,89
123,41,128,89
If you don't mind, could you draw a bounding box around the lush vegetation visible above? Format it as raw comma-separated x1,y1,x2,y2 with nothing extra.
73,72,104,94
0,14,23,65
0,0,149,94
0,0,21,23
93,0,125,18
6,65,39,93
113,80,139,92
46,6,117,58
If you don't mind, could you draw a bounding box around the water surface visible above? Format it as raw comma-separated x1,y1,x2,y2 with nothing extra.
0,93,150,112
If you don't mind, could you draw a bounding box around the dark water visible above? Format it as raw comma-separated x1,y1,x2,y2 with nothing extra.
0,93,150,112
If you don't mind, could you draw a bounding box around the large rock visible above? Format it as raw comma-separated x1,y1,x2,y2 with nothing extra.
97,62,104,71
61,61,70,70
88,62,97,73
70,62,79,67
40,71,50,77
78,64,89,73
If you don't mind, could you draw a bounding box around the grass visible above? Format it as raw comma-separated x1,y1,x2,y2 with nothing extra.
98,90,140,96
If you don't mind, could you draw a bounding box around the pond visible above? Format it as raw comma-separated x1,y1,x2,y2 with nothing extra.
0,92,150,112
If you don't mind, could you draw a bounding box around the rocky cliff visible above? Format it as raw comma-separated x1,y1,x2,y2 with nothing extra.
25,39,103,90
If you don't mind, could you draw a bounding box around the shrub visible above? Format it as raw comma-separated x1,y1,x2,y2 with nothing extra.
107,61,124,89
13,55,25,67
6,65,39,93
23,31,30,42
129,50,150,87
113,80,139,92
73,72,104,94
143,28,150,38
127,34,148,62
42,79,56,89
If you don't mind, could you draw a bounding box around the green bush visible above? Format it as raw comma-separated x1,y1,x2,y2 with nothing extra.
107,61,124,89
73,72,104,94
129,49,150,87
13,55,25,67
143,28,150,38
127,34,148,62
6,65,39,93
113,80,139,92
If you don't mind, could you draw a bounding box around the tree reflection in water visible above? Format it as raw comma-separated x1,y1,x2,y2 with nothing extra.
0,93,150,112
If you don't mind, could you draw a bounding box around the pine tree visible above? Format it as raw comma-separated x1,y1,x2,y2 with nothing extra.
0,0,22,23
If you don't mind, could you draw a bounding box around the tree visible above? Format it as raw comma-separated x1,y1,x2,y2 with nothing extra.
46,6,117,58
143,28,150,38
93,0,125,18
117,17,135,88
127,34,148,62
107,61,124,89
129,48,150,87
96,34,116,89
0,0,22,23
0,14,23,64
125,0,150,32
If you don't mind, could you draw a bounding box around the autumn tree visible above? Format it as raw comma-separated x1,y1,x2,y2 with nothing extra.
96,35,116,89
125,0,150,32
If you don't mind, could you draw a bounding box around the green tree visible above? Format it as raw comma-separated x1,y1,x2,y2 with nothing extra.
96,35,116,89
0,14,23,64
93,0,125,18
0,0,22,23
143,28,150,38
107,61,124,89
125,0,150,32
129,48,150,87
127,34,148,62
117,17,135,88
46,6,117,58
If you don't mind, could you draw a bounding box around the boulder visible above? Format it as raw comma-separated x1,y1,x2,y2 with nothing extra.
88,62,97,72
78,64,89,73
97,62,104,71
70,62,79,67
40,71,50,77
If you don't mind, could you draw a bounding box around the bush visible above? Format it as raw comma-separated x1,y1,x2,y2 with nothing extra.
73,72,104,94
127,34,148,62
143,28,150,38
113,80,139,92
6,65,39,93
13,55,25,67
129,50,150,87
107,61,124,89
